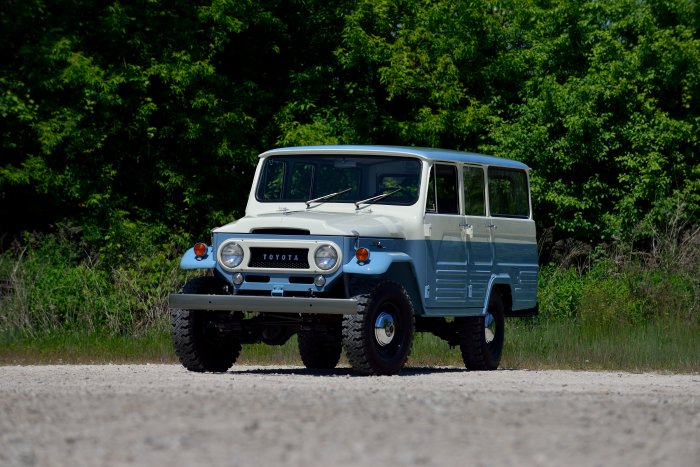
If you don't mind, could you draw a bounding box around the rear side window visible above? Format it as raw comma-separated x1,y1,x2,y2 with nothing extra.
463,165,486,216
488,167,530,218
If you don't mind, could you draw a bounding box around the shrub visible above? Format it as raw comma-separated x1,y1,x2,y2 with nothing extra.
537,265,584,320
0,227,189,336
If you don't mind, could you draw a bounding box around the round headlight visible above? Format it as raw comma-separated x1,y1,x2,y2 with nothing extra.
220,242,244,269
314,245,338,271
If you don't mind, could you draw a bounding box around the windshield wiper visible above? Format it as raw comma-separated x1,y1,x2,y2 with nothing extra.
354,188,401,209
305,188,352,208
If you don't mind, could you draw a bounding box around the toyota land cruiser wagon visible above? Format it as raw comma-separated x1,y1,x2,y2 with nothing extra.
169,145,538,375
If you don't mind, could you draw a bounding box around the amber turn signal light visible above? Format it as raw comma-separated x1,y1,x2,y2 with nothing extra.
355,247,369,263
193,243,207,258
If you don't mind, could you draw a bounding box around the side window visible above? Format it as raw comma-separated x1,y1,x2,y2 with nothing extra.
426,168,436,213
426,164,459,215
488,167,530,218
463,165,486,216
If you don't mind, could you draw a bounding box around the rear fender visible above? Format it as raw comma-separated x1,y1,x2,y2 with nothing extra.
484,275,512,315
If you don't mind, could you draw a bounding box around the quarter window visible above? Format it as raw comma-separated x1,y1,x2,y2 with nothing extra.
487,167,530,218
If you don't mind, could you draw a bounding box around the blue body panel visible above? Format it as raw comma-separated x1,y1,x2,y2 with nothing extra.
193,232,538,317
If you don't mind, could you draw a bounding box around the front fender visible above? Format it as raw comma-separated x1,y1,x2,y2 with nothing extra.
180,246,216,270
342,251,412,275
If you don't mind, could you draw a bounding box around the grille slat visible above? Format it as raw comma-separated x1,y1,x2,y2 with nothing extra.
248,248,309,269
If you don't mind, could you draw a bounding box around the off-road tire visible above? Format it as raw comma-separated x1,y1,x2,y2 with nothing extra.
298,328,343,369
457,291,505,370
171,276,242,373
342,281,414,375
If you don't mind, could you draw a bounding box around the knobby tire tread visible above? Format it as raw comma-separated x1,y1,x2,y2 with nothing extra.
298,329,343,369
171,276,241,373
342,281,414,375
458,292,504,371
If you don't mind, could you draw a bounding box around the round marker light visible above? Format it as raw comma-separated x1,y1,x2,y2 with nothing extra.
355,247,370,263
314,275,326,287
193,242,207,258
232,273,244,285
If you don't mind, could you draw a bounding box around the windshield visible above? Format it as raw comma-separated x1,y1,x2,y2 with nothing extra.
256,154,422,206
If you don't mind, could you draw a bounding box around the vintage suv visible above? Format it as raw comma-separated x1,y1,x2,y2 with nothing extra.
169,145,538,375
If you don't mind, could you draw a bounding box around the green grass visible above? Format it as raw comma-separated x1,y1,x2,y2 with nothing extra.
0,330,177,365
503,318,700,372
2,318,698,372
411,318,700,372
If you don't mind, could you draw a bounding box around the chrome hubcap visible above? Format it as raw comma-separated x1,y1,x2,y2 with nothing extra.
484,312,495,344
374,312,396,346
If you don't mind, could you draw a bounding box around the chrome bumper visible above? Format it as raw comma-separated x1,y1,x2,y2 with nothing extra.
168,293,358,315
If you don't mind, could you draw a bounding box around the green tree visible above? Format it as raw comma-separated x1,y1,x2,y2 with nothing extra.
488,0,699,241
1,0,698,253
1,0,294,248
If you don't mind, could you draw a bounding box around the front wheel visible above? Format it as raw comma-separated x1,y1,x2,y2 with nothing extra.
457,291,505,370
298,328,343,370
342,281,414,375
171,276,242,373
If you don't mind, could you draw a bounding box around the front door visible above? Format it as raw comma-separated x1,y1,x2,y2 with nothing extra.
424,164,469,309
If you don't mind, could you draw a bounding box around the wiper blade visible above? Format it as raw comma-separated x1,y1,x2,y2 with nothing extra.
354,188,401,209
305,187,352,207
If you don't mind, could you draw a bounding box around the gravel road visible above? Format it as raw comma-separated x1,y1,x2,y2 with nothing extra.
0,365,698,467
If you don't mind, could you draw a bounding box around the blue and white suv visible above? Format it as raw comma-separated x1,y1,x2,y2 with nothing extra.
169,145,538,375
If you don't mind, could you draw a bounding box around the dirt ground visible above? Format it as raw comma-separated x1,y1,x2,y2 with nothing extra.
0,365,698,467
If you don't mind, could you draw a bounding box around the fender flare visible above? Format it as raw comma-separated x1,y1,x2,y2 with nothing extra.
179,246,216,270
482,274,512,315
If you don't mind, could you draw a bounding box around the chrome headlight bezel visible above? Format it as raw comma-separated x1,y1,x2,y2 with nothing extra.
314,244,338,271
218,241,245,270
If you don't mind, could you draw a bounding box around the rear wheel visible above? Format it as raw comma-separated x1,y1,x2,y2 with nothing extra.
171,276,242,373
457,291,505,370
342,281,414,375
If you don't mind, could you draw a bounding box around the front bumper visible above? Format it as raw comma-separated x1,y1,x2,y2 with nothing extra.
168,293,358,315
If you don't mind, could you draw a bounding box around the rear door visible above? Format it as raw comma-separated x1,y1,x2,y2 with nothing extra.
462,165,493,308
486,166,539,309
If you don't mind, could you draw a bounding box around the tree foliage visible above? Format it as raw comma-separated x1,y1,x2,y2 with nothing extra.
1,0,698,254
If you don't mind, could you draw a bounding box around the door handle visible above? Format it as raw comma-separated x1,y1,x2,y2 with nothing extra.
487,224,497,230
460,223,474,240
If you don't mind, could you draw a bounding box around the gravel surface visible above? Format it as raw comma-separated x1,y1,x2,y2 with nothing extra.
1,365,698,467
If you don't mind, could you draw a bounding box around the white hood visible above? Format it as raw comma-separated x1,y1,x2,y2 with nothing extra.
213,209,413,238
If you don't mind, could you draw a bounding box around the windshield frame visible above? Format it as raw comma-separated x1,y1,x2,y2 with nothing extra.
255,154,423,207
